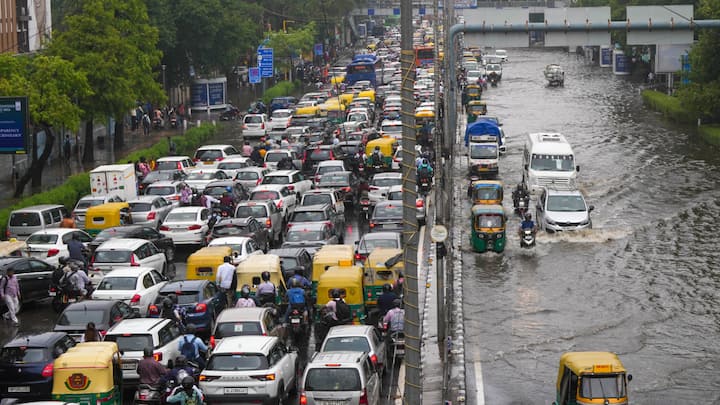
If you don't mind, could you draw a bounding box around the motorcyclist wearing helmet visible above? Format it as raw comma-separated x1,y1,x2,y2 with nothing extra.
255,271,276,306
288,268,311,289
161,295,184,327
324,288,352,326
284,278,308,324
371,146,384,167
383,298,405,334
520,212,536,234
512,182,530,209
61,262,90,298
417,158,434,179
376,283,399,317
235,284,257,308
167,376,205,405
162,355,197,387
136,347,169,387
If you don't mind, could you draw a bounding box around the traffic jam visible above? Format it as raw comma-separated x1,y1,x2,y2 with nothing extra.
0,26,437,405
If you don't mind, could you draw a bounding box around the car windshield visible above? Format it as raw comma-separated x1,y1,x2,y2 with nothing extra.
251,191,280,200
474,214,503,228
310,150,331,160
94,250,132,263
304,368,361,391
145,186,175,196
26,234,59,244
530,154,575,171
207,354,268,371
130,203,152,212
245,116,264,124
75,199,105,210
218,162,245,170
0,347,48,364
165,212,198,222
292,211,327,222
265,153,287,163
373,204,402,218
360,238,399,251
319,174,348,185
323,336,371,353
303,194,332,206
104,334,153,352
318,166,343,175
580,375,626,399
470,144,497,159
58,309,106,326
262,176,290,185
279,258,298,271
159,291,199,305
9,213,41,227
547,195,587,212
286,230,324,242
236,171,259,181
213,225,248,236
235,205,268,218
372,177,401,187
214,322,262,338
97,277,137,290
205,187,231,197
194,150,222,161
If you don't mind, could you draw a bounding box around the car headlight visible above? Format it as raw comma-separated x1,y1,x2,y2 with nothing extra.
477,233,486,239
495,233,503,239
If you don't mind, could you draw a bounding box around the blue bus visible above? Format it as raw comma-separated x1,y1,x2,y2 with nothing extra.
345,54,382,87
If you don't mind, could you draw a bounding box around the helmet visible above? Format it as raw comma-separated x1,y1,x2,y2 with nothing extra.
58,257,68,266
290,278,301,288
392,298,402,308
524,212,532,221
223,256,232,263
162,297,173,309
181,376,195,391
240,285,251,298
517,183,524,190
331,289,341,299
186,324,197,334
382,283,393,294
175,355,187,367
143,347,153,358
374,146,380,151
294,268,304,277
261,271,270,282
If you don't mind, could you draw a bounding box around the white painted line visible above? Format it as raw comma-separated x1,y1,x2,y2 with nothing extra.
395,363,406,405
475,361,485,405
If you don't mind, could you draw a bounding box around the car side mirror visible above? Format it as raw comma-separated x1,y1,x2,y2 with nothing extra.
524,164,528,171
576,165,580,172
354,241,359,245
627,374,632,382
588,205,595,212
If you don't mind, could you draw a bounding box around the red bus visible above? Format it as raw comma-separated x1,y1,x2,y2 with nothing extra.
414,46,434,67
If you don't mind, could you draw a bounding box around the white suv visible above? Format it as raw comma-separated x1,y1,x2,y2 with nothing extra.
536,185,594,232
242,114,269,138
90,238,169,283
320,325,387,376
104,318,183,383
199,336,299,404
259,170,313,196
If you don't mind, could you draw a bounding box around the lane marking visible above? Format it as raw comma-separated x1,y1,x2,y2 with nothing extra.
395,363,406,405
475,360,485,404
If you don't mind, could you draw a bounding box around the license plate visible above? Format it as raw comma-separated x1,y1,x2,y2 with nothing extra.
479,168,489,171
291,318,301,324
122,362,136,370
8,386,30,393
48,291,56,296
318,401,347,405
224,387,248,394
203,161,213,165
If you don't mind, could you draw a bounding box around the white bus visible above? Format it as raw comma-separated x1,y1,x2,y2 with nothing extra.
522,133,579,193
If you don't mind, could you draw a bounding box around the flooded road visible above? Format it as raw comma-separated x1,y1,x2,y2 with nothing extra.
459,48,720,404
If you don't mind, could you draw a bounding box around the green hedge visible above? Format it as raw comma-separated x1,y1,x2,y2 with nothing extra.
641,90,697,125
261,81,301,105
699,125,720,146
0,125,218,238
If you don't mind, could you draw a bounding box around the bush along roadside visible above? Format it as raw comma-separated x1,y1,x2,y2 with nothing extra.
0,124,218,238
261,81,301,105
641,90,698,125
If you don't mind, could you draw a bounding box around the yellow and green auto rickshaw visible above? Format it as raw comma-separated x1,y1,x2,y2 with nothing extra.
464,84,482,104
553,352,632,405
363,248,403,309
470,204,506,253
325,102,347,124
52,342,123,405
84,202,132,237
469,180,504,205
316,265,366,324
365,137,399,169
311,245,355,301
466,100,488,123
338,93,355,107
185,246,233,281
0,240,28,257
236,254,286,306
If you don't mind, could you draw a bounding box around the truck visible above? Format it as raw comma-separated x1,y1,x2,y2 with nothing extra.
89,164,138,201
465,120,504,178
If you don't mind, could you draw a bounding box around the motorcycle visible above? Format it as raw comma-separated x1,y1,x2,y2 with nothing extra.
288,306,309,348
359,196,371,220
134,383,164,405
169,115,178,129
418,176,432,195
520,228,536,248
50,282,92,313
514,196,530,216
489,75,499,87
219,106,241,121
152,117,164,130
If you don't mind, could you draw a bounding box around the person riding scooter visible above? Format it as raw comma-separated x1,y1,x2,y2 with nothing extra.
284,278,309,325
519,212,537,236
512,183,530,214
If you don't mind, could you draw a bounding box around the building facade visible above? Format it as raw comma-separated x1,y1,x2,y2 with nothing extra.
0,0,51,54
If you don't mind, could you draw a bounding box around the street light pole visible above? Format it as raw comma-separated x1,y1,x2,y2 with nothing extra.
162,64,167,103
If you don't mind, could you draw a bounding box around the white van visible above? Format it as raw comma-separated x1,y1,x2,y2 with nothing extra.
6,205,69,240
522,133,579,194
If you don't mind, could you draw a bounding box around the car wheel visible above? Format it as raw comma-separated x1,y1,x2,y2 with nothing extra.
274,383,285,405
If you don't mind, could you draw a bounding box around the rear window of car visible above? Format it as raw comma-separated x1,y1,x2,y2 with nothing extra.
145,186,175,196
318,166,343,175
156,161,181,171
304,368,361,391
0,347,49,364
359,238,399,251
75,199,105,210
158,291,199,305
58,309,106,326
372,177,402,187
286,230,324,242
94,250,132,263
213,225,248,237
244,116,264,124
292,211,327,222
26,234,59,244
204,187,230,197
236,205,269,218
97,277,137,290
215,322,262,338
165,212,197,222
310,150,330,160
387,191,401,200
261,176,289,185
373,204,403,218
207,353,268,371
104,334,153,352
323,336,371,353
302,194,332,206
319,174,348,185
218,162,246,170
9,212,41,227
251,191,280,200
236,171,259,180
265,153,287,163
195,150,222,161
130,203,152,212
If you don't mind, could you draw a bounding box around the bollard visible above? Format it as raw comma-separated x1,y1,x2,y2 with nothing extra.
212,120,217,127
197,120,201,127
183,120,188,131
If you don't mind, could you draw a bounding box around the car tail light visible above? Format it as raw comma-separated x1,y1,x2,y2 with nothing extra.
251,373,275,381
159,225,170,231
177,162,183,170
41,363,54,377
153,352,163,362
188,224,202,230
287,185,295,191
260,123,265,129
324,221,333,229
355,253,364,261
342,187,351,192
5,229,10,238
265,218,272,228
210,335,216,349
49,286,57,293
286,223,293,230
359,388,369,405
242,124,248,130
99,330,107,337
198,374,220,382
276,200,283,209
370,354,378,366
130,294,141,304
193,158,200,162
314,175,320,183
263,163,267,168
369,186,379,191
148,305,159,316
147,211,156,221
369,222,375,228
416,199,424,208
90,255,95,265
256,178,262,185
47,248,60,257
299,392,307,405
195,303,207,313
169,195,180,201
130,254,140,266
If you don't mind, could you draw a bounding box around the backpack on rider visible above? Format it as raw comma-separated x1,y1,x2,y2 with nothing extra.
180,336,198,360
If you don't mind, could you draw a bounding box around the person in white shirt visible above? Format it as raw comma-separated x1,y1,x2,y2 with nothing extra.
216,256,236,306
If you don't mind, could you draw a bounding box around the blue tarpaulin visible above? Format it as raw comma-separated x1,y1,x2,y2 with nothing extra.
464,120,501,147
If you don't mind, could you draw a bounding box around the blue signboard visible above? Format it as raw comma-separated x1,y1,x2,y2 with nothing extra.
601,47,612,66
314,43,323,57
419,7,426,15
393,8,400,15
368,8,374,15
208,82,225,106
258,47,274,78
615,53,630,73
190,83,209,108
0,97,29,154
249,67,261,84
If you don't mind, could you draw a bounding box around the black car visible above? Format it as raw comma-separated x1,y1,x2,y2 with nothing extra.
87,225,175,260
54,300,138,342
316,171,361,204
203,180,250,204
302,145,349,175
208,217,270,251
0,257,54,311
268,248,313,281
0,332,76,402
149,280,226,336
139,170,187,194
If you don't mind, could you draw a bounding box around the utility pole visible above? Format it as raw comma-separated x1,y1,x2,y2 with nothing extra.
401,0,421,402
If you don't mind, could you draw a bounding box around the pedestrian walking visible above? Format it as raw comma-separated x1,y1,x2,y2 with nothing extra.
63,135,72,160
142,114,151,136
216,256,236,306
0,268,21,326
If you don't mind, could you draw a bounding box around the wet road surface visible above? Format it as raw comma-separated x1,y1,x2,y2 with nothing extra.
458,48,720,404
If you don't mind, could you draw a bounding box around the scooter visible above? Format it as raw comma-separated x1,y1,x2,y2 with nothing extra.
134,383,164,405
418,176,432,195
288,306,309,348
514,197,530,216
359,195,371,220
520,228,536,248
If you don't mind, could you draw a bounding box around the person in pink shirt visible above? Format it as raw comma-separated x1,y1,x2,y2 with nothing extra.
1,268,21,326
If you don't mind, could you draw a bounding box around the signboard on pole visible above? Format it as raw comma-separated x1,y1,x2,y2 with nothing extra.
314,43,324,56
0,97,29,154
249,67,261,84
258,47,274,78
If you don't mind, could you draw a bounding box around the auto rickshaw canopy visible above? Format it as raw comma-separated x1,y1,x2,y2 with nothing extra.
470,180,504,204
52,342,121,395
471,204,505,230
312,244,355,283
558,352,627,380
316,265,364,306
186,246,233,280
84,202,132,234
236,254,286,291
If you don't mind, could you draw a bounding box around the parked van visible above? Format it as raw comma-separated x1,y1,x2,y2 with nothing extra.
6,205,69,240
300,351,381,405
522,133,579,194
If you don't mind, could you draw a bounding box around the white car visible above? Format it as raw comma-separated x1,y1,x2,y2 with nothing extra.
199,336,298,405
104,318,183,381
216,156,253,179
234,167,270,190
184,168,230,193
242,114,269,138
25,229,93,267
155,156,196,174
268,109,293,131
368,172,403,206
127,196,173,228
194,144,241,168
263,149,301,171
91,267,167,316
320,325,388,376
143,180,188,206
313,160,348,184
249,185,297,220
380,119,403,139
208,236,264,264
387,185,426,225
90,238,169,283
300,189,345,216
159,206,211,246
259,170,313,196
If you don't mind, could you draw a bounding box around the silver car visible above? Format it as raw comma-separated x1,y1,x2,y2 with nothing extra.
234,167,270,190
73,194,124,228
536,185,594,232
368,172,402,206
387,185,426,226
234,200,284,245
128,196,173,228
242,113,268,138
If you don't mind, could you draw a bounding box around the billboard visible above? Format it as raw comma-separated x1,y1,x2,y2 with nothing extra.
0,97,29,154
656,44,692,73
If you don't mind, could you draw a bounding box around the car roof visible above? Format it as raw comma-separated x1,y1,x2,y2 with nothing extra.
209,236,252,245
106,318,169,333
95,238,147,250
373,172,402,179
238,200,273,207
216,218,252,226
267,248,308,257
4,332,69,348
29,228,81,236
63,300,120,310
317,160,345,166
157,156,192,162
168,206,204,214
129,196,164,203
147,180,182,187
220,156,251,162
238,167,266,173
325,324,375,338
265,170,298,176
294,204,330,212
309,351,367,366
101,267,156,277
96,225,145,234
252,185,286,192
360,231,401,240
216,307,269,322
272,109,293,113
213,335,277,355
287,222,328,231
387,185,403,192
205,180,236,187
197,144,235,149
304,189,336,195
375,200,402,209
160,280,207,291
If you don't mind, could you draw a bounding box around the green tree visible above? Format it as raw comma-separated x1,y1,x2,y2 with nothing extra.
267,22,317,75
0,54,91,196
49,0,163,162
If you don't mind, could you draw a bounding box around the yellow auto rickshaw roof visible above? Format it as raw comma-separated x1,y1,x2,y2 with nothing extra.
189,246,232,259
366,248,404,269
468,100,487,106
560,352,626,375
415,111,435,118
0,240,27,256
237,254,281,272
470,180,503,187
55,342,119,369
366,137,398,147
471,204,504,216
86,202,130,212
314,244,354,261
